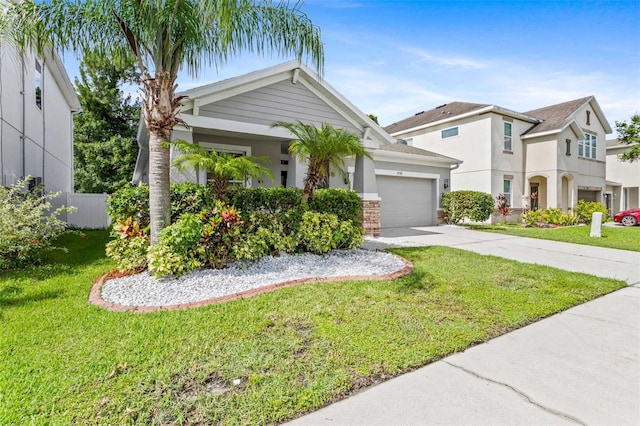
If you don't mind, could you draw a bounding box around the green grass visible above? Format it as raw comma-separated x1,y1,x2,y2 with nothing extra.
468,223,640,252
0,230,625,425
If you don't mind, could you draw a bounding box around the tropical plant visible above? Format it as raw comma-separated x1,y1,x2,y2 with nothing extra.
172,140,274,200
495,193,511,223
271,121,369,203
1,0,323,244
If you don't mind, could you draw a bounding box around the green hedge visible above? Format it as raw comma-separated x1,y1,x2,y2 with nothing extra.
441,190,494,224
108,184,362,226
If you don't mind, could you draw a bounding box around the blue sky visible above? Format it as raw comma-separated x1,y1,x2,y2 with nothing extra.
64,0,640,132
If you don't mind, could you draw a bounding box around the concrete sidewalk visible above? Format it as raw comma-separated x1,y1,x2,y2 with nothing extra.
288,226,640,425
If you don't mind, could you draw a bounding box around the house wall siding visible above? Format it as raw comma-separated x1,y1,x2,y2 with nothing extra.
198,79,359,133
0,45,74,193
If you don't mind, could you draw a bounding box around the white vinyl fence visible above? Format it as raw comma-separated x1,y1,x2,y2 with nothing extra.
53,192,111,229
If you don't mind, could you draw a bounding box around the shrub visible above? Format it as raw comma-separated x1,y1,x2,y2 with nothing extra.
294,211,363,254
147,213,205,277
227,186,302,214
441,190,494,224
0,177,75,271
310,188,362,224
574,200,609,224
105,235,150,272
107,182,214,226
147,203,245,277
231,210,292,261
106,184,149,226
522,208,578,227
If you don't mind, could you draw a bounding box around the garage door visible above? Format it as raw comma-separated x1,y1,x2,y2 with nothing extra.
377,175,434,228
578,190,599,202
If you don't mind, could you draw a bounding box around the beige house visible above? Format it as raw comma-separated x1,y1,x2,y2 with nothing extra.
0,44,81,193
385,96,612,222
133,62,461,233
606,139,639,215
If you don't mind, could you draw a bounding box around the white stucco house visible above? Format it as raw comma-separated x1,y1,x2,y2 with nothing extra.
0,44,81,193
605,139,639,215
385,96,612,222
132,61,461,234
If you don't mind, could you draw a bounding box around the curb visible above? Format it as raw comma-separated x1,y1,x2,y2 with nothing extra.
89,252,414,313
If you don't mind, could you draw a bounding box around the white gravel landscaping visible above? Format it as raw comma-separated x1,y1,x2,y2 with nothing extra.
100,249,406,307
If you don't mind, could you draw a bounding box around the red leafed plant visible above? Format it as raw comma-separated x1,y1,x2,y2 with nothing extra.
495,193,511,223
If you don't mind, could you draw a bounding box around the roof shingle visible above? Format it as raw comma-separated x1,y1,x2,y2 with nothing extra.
522,96,593,135
384,102,489,134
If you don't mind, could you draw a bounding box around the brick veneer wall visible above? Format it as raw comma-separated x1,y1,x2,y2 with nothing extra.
361,199,381,236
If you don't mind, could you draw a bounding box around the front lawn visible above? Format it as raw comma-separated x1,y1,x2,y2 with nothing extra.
0,230,625,425
468,223,640,252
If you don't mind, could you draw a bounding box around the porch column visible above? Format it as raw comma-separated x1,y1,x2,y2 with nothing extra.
169,126,195,184
353,150,380,236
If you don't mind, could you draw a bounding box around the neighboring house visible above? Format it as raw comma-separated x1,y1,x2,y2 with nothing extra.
0,43,81,193
385,96,612,222
132,61,461,234
605,139,640,215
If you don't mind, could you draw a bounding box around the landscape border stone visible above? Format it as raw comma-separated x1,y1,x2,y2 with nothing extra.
89,251,413,313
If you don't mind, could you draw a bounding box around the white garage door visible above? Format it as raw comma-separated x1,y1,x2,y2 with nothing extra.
377,175,435,228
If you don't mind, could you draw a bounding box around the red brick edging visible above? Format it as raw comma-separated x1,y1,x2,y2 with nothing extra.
89,252,414,313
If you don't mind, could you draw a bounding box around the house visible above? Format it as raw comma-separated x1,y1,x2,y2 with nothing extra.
132,61,461,234
385,96,612,222
0,43,81,193
605,139,639,215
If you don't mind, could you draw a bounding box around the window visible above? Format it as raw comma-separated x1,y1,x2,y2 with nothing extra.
503,179,512,206
35,59,42,109
503,122,513,151
579,133,597,159
441,127,459,139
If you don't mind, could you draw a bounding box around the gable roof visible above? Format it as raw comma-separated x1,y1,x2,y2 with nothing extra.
521,96,612,138
384,102,489,134
176,60,395,145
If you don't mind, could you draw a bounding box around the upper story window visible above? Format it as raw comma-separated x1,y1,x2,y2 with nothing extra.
35,59,42,109
578,133,597,159
503,121,513,151
441,127,459,139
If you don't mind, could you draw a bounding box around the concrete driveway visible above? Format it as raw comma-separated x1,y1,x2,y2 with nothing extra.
288,226,640,425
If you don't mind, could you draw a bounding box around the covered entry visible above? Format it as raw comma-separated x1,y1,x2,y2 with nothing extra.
377,174,436,228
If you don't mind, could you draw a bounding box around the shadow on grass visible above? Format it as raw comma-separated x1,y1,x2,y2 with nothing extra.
0,288,66,309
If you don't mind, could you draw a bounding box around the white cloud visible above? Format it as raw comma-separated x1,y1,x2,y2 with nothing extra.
401,46,488,70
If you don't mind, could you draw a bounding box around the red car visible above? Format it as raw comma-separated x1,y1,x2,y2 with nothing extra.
613,208,640,226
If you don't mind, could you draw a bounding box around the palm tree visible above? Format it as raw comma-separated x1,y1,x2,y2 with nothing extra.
172,140,274,201
1,0,323,243
272,121,369,204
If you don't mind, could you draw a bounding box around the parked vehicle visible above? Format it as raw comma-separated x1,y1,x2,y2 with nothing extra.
613,208,640,226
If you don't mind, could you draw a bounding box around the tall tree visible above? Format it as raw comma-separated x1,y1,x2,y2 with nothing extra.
172,140,274,201
271,121,369,204
615,114,640,162
1,0,323,244
74,50,140,193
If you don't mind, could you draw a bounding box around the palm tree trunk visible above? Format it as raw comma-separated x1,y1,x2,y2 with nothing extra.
141,70,183,244
148,131,171,244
